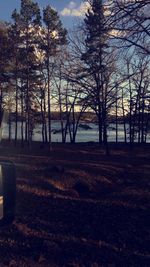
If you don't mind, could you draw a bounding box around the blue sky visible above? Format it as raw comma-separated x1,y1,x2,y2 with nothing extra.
0,0,89,29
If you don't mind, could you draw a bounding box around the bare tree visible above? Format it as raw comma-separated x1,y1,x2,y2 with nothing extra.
110,0,150,55
53,47,88,143
119,53,150,144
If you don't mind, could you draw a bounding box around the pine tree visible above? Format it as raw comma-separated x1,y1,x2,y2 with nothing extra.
82,0,110,146
43,5,67,148
11,0,41,146
0,22,12,127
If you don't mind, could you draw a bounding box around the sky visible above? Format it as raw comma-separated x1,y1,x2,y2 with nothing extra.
0,0,89,29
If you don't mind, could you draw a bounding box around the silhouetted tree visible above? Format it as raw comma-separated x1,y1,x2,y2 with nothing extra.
43,5,67,148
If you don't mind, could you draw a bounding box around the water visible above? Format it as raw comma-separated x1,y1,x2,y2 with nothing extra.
1,121,150,143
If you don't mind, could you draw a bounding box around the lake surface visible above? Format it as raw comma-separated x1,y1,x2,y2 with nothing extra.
1,121,150,143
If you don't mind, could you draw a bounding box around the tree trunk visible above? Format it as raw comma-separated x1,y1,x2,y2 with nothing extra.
115,84,118,143
121,89,127,143
47,28,51,149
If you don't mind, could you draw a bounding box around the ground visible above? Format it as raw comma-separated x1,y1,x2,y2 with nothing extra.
0,142,150,267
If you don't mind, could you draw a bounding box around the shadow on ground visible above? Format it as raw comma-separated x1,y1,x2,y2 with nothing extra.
0,143,149,267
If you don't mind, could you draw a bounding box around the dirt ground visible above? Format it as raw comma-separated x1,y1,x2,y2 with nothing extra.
0,142,149,267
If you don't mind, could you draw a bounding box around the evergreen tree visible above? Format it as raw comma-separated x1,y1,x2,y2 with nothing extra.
0,21,12,125
42,5,67,148
11,0,41,146
82,0,112,147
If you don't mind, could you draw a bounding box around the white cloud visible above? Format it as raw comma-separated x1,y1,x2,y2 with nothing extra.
60,1,90,17
109,29,123,37
61,8,72,16
68,1,77,9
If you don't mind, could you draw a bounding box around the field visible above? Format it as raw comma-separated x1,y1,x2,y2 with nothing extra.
0,142,150,267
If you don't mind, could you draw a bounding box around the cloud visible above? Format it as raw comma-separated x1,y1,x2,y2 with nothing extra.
68,1,77,9
60,1,90,17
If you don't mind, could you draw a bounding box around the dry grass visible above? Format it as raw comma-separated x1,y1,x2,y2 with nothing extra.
0,142,150,266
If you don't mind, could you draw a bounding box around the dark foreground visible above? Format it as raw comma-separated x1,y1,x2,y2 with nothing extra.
0,142,150,267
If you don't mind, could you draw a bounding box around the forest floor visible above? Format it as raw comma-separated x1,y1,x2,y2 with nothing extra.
0,142,149,267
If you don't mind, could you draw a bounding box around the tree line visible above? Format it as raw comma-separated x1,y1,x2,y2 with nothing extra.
0,0,150,148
